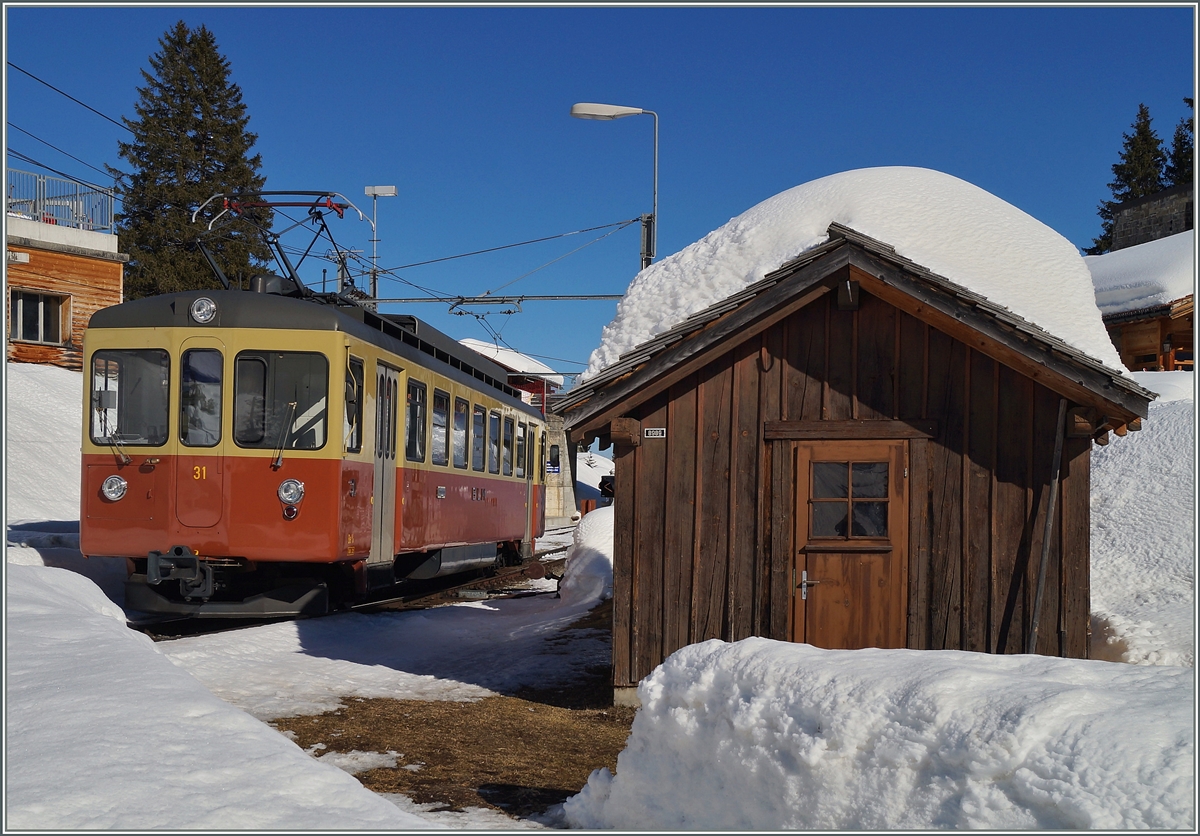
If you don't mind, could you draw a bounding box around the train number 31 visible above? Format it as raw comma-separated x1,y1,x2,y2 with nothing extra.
193,466,207,480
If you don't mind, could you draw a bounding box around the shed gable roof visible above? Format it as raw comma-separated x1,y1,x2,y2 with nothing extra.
556,224,1154,435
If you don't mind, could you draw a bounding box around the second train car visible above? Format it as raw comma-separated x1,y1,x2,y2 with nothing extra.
81,286,547,617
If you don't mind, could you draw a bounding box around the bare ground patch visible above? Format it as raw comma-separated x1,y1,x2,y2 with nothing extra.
271,599,634,821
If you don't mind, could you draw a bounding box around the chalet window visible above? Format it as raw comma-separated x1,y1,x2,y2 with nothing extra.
10,289,64,345
453,398,469,469
431,388,450,466
472,405,487,471
406,380,427,462
810,461,889,537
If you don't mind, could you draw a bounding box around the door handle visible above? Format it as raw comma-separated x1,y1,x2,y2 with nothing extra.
798,569,820,600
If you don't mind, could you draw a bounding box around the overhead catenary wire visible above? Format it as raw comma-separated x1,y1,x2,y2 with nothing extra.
388,218,639,271
7,122,122,181
7,62,130,133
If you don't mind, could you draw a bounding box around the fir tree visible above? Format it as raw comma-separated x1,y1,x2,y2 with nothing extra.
1164,97,1194,188
1086,103,1167,254
109,22,272,299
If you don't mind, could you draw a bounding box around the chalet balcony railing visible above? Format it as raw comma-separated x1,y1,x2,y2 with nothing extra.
6,168,115,233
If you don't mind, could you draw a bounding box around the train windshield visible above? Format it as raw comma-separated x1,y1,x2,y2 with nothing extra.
234,351,329,450
90,349,170,446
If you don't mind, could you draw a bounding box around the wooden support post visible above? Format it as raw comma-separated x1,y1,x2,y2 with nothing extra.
1028,398,1067,654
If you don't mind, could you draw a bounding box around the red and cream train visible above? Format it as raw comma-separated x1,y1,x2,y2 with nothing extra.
80,284,547,617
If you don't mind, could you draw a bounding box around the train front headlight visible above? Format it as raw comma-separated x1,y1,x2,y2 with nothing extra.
189,296,217,324
101,475,128,501
277,479,305,504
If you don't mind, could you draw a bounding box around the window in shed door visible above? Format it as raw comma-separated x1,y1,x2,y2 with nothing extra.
810,461,890,538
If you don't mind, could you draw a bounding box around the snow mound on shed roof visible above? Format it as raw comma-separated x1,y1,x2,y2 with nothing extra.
583,167,1126,379
1085,230,1196,316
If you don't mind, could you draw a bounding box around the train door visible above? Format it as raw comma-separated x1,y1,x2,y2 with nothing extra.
176,338,226,528
371,364,400,567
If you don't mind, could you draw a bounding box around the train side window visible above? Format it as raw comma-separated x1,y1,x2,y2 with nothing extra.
453,398,469,469
488,411,501,474
431,389,450,466
406,379,427,462
502,417,515,477
534,429,542,480
472,405,487,471
515,422,527,479
344,357,364,454
180,348,222,447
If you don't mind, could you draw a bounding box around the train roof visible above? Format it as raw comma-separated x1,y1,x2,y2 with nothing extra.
88,289,540,416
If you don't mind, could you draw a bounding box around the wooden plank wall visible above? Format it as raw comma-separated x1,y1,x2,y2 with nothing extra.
6,245,123,370
610,283,1091,687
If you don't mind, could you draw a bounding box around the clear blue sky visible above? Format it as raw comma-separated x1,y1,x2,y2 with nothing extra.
5,5,1196,385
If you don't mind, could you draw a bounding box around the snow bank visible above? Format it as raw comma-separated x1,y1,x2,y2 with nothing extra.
1086,230,1195,315
563,638,1194,831
584,167,1125,378
5,361,83,523
4,562,433,830
558,504,614,605
1090,376,1195,667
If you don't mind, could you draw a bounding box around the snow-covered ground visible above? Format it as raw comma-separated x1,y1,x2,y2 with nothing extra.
1090,371,1196,667
6,359,1193,829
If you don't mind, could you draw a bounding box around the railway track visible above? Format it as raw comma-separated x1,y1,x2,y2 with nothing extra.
134,542,573,640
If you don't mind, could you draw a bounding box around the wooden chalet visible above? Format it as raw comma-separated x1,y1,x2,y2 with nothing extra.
1103,294,1194,372
555,223,1154,704
7,214,126,370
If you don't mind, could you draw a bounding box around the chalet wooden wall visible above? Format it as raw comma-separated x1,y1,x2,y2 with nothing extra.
6,244,123,370
1104,303,1194,371
610,272,1091,688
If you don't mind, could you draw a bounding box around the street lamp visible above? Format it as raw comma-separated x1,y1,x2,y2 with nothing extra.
364,185,397,308
570,102,658,270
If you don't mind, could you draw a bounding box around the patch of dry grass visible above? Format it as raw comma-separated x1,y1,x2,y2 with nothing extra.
271,599,634,820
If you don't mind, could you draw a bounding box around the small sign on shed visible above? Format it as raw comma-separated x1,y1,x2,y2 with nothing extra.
644,427,666,439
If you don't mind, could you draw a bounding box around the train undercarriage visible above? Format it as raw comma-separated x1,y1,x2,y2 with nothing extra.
123,541,532,619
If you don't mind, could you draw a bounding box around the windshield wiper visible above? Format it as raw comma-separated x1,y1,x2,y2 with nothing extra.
272,401,297,469
106,434,133,466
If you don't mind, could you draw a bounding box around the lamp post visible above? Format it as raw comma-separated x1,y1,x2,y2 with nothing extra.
570,102,658,270
364,185,397,309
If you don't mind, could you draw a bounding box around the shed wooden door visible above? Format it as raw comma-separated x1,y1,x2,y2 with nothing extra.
791,439,908,649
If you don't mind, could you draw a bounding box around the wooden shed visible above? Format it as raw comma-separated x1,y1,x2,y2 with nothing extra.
556,224,1154,703
6,215,126,370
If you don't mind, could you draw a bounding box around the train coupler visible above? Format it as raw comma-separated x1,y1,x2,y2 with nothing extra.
147,546,214,599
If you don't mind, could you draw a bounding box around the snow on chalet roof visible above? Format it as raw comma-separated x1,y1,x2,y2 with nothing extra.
1085,230,1196,317
582,166,1128,381
459,338,565,388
